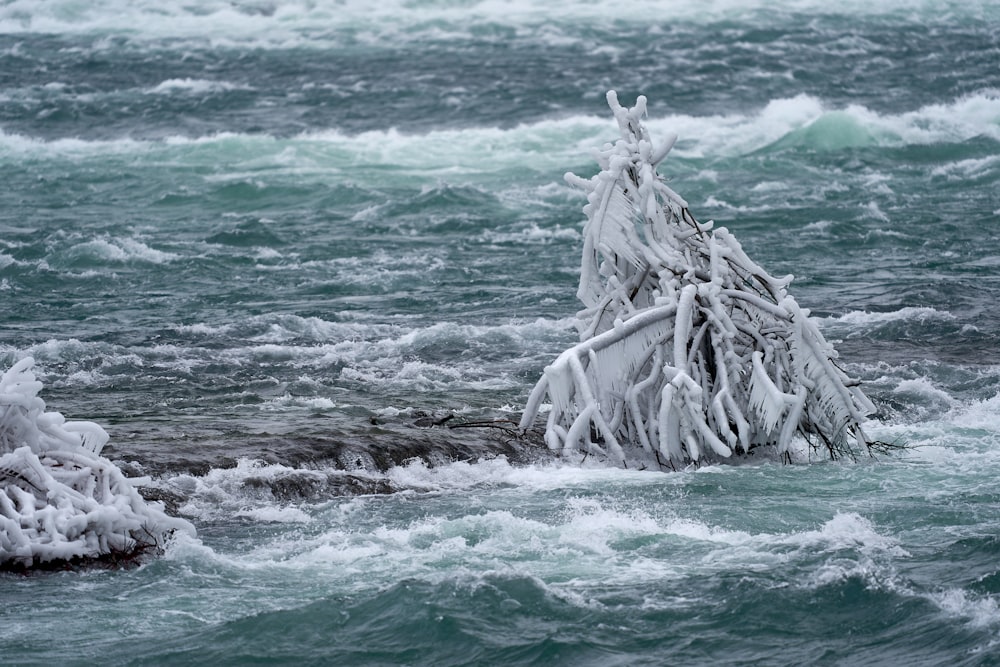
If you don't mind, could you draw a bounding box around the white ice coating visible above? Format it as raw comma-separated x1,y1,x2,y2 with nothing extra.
520,91,876,467
0,357,194,568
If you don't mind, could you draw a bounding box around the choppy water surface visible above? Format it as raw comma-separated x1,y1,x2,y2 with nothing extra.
2,1,1000,664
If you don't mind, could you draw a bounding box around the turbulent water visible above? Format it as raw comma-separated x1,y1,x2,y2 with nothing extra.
2,0,1000,664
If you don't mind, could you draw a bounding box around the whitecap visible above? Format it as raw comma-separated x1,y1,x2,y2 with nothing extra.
258,394,339,412
931,588,1000,629
949,392,1000,432
235,506,313,524
3,93,997,172
830,307,956,327
931,156,1000,180
6,0,995,47
891,378,960,409
146,78,249,95
65,238,180,265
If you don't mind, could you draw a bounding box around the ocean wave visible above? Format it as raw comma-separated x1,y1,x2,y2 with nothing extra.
3,92,997,169
75,432,1000,667
931,588,1000,630
146,78,253,95
828,307,957,327
865,385,1000,473
890,377,961,411
14,313,575,357
2,0,996,45
0,315,578,407
61,237,181,265
160,455,912,599
166,458,401,521
0,127,149,158
930,155,1000,181
651,92,1000,156
949,392,1000,432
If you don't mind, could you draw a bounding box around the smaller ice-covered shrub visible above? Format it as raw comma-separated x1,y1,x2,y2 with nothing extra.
0,357,194,570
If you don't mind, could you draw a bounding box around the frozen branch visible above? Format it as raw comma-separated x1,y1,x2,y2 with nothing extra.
0,357,194,570
520,92,876,467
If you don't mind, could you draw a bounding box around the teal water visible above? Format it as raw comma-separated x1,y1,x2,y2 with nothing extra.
2,1,1000,664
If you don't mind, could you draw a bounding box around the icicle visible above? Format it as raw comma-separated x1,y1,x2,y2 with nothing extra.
673,285,697,370
748,351,794,436
657,383,683,462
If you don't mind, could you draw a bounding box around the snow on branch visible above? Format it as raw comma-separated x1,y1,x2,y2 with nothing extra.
0,357,194,570
520,91,877,468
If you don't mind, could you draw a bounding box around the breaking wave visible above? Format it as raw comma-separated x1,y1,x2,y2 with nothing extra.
2,93,998,168
3,0,997,47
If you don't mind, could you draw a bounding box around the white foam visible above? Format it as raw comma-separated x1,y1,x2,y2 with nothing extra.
858,384,1000,471
830,307,956,327
66,238,180,265
482,222,581,244
170,458,386,521
931,155,1000,180
4,0,995,46
235,506,313,524
892,378,960,408
383,455,680,494
750,180,788,193
163,455,918,605
0,128,148,158
949,392,1000,432
259,394,339,412
147,78,249,95
931,588,1000,629
862,201,891,223
0,252,20,270
172,322,233,336
4,93,998,170
790,512,907,555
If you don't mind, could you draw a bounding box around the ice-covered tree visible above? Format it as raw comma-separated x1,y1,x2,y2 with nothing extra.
0,357,194,569
519,92,877,468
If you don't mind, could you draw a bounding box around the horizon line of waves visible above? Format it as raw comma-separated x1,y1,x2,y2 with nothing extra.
2,0,997,44
3,92,998,165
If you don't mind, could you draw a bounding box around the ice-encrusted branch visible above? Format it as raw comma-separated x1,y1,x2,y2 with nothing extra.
0,357,194,569
520,91,876,467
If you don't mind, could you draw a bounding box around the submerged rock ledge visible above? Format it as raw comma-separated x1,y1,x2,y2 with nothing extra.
129,413,553,512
